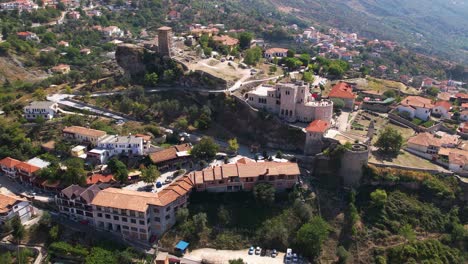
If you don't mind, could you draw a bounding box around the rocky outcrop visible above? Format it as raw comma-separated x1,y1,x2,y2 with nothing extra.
115,44,147,79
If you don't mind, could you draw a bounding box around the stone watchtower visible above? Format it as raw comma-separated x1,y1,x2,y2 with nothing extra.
304,120,330,156
157,26,173,57
366,120,375,145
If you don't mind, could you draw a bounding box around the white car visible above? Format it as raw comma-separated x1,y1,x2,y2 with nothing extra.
286,248,292,263
248,246,254,255
255,246,261,255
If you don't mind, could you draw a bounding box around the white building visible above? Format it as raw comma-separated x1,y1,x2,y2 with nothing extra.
96,135,144,157
246,82,333,123
23,101,59,121
396,96,434,121
0,194,33,224
264,48,288,60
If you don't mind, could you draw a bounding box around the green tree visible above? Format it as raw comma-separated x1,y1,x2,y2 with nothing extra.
176,207,189,223
238,32,253,50
192,212,208,231
217,205,230,226
331,98,345,111
398,224,416,243
0,252,12,264
86,247,117,264
141,165,161,183
253,183,275,205
299,53,311,66
33,88,47,100
229,259,246,264
303,71,314,83
49,225,60,242
370,189,388,208
63,158,86,185
426,86,440,97
336,246,350,264
383,89,396,99
244,47,262,66
375,127,403,154
227,138,239,154
107,158,128,183
191,137,219,160
296,216,331,259
144,72,158,86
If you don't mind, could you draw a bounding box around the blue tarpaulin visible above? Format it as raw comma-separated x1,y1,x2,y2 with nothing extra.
175,240,189,252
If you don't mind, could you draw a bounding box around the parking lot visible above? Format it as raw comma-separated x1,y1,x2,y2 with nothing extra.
185,248,286,264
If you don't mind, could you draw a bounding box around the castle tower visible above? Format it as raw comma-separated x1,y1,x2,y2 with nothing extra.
304,120,330,156
157,26,173,57
339,144,369,187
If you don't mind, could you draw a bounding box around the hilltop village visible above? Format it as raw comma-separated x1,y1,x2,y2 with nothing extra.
0,0,467,264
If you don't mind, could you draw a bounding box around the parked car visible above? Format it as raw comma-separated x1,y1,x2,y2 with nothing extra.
248,246,254,255
292,253,298,263
286,248,292,263
255,246,261,255
271,249,277,258
260,248,266,256
165,178,172,184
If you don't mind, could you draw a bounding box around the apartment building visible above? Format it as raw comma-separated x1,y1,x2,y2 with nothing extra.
328,82,356,110
23,101,59,121
90,177,193,241
0,157,21,178
63,126,107,146
187,160,300,192
56,184,102,224
246,82,333,123
0,194,33,224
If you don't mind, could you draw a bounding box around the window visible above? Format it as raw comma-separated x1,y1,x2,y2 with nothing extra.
153,208,159,213
131,227,137,231
122,217,127,222
105,214,110,219
138,212,144,218
154,217,160,222
139,228,146,233
97,213,102,217
139,220,144,225
166,206,171,212
131,219,136,224
165,215,170,220
113,215,119,221
122,226,129,230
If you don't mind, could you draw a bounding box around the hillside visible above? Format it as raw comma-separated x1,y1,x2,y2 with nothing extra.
266,0,468,63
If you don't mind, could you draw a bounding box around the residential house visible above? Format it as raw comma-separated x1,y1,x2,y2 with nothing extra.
0,157,21,178
23,101,59,121
461,110,468,122
15,162,41,183
212,35,239,50
101,26,124,38
246,82,333,123
448,151,468,174
187,160,299,192
455,93,468,103
56,184,102,224
149,144,192,170
67,10,80,20
432,101,451,119
328,82,356,110
86,174,115,186
190,27,219,37
51,64,71,74
58,40,69,47
95,135,144,157
406,132,460,157
16,31,38,41
71,145,87,158
397,96,434,121
0,194,33,224
135,134,152,152
167,10,180,20
63,126,107,146
264,48,288,60
462,103,468,111
86,148,109,165
91,177,193,241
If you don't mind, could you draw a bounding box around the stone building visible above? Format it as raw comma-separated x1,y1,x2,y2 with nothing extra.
246,82,333,123
303,120,330,155
157,26,173,57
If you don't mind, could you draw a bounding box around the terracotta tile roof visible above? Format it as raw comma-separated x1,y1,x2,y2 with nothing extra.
462,103,468,109
265,48,288,54
329,82,356,99
236,157,255,164
0,193,26,214
0,157,21,169
305,120,329,133
15,162,40,174
86,174,115,185
400,96,434,109
149,144,191,164
63,126,107,138
135,134,152,141
212,35,239,46
434,101,451,111
456,93,468,99
408,133,441,148
449,152,468,166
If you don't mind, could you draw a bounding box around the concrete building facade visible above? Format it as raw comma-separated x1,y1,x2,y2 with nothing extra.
23,101,59,121
247,82,333,123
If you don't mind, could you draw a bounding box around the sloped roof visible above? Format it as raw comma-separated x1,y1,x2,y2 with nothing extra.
305,120,329,133
149,144,192,164
434,101,451,111
329,82,356,99
63,126,107,138
0,157,21,169
86,174,115,185
400,96,434,109
0,194,26,214
15,162,40,174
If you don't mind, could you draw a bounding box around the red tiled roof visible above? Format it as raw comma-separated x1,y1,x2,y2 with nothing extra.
265,48,288,54
0,157,21,169
15,162,40,174
212,35,239,46
86,174,115,185
329,82,356,99
63,126,106,138
462,103,468,109
434,100,451,111
305,120,329,133
400,96,434,109
456,93,468,99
